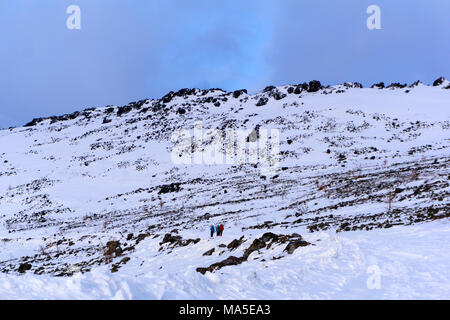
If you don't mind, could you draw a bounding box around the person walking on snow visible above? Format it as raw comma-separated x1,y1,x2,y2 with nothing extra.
210,225,215,237
216,224,220,237
219,224,224,236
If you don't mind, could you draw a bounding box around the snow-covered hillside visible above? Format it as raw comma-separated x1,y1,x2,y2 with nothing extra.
0,78,449,299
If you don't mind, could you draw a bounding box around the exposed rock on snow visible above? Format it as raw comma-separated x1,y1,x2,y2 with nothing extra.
433,77,446,86
196,232,311,274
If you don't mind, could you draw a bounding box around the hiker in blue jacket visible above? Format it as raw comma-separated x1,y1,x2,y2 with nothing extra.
210,225,215,237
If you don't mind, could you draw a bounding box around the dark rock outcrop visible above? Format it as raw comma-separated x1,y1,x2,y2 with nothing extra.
160,233,200,248
196,232,310,275
135,233,150,244
227,236,245,251
371,82,385,89
160,233,183,245
256,97,269,106
24,118,45,127
176,107,186,115
18,263,32,273
433,77,445,86
196,256,245,275
410,80,422,87
344,82,363,89
243,238,266,259
263,85,276,93
284,239,309,254
272,90,287,100
295,83,309,94
158,183,181,194
307,80,322,92
387,82,407,89
104,107,115,114
106,240,122,257
232,89,247,99
116,106,132,117
203,248,215,256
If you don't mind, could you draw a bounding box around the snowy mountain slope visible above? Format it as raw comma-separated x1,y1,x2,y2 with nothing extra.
0,78,449,299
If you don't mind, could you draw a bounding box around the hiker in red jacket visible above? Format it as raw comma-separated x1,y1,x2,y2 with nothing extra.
219,224,224,236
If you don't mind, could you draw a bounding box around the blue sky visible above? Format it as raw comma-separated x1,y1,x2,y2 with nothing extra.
0,0,449,128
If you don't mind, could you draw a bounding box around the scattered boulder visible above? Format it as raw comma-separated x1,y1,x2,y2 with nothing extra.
263,85,276,93
232,89,247,98
127,99,148,110
135,233,150,244
196,256,245,275
152,103,164,112
24,118,45,127
139,107,150,114
160,88,198,104
294,83,308,94
110,257,130,273
106,241,122,257
394,188,404,194
197,232,309,275
261,86,287,100
160,233,200,248
18,263,32,273
174,88,197,97
161,91,174,104
307,80,322,92
284,239,310,254
203,248,215,256
343,82,363,89
227,236,245,251
387,82,407,89
260,232,280,243
120,257,131,264
243,238,266,259
158,183,181,194
433,77,445,86
371,82,385,89
160,233,182,245
204,213,211,218
184,238,201,246
272,90,287,100
410,80,422,87
116,106,132,116
256,97,269,107
105,107,115,114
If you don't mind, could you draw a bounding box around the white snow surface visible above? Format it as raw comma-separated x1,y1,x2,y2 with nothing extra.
0,220,449,299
